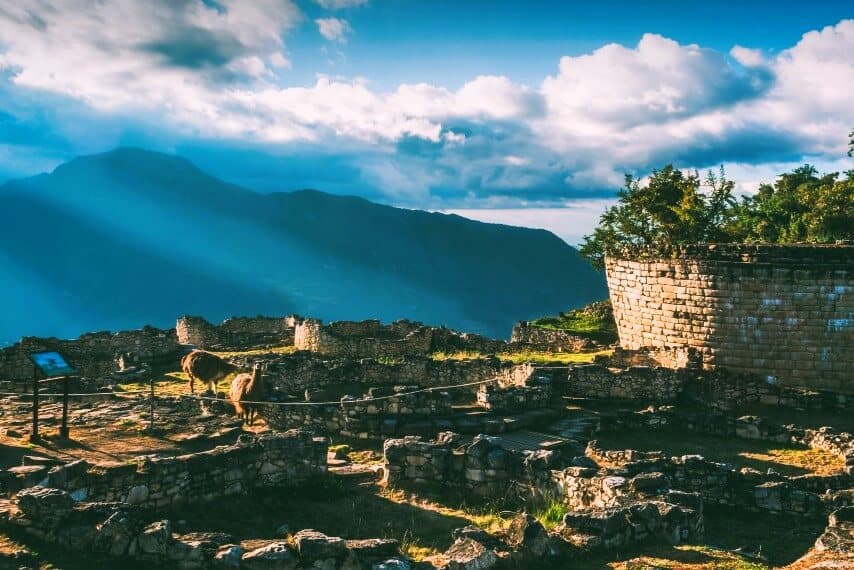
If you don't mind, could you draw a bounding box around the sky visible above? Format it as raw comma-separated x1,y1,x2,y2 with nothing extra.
0,1,852,245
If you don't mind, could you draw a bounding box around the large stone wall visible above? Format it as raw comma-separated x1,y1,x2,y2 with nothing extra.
176,315,298,350
605,244,854,391
0,327,180,385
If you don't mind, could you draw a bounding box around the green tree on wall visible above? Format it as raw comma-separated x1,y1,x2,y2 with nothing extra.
579,165,736,267
580,164,854,268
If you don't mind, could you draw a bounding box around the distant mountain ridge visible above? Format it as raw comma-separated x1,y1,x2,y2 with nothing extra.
0,148,606,343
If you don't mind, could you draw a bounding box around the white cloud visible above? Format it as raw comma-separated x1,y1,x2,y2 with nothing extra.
314,0,368,9
445,200,618,246
0,4,850,207
315,17,352,43
730,45,765,67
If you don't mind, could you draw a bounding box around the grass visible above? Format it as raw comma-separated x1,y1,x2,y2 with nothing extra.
208,345,298,359
532,499,569,530
528,300,618,345
602,545,769,570
431,349,612,365
594,429,844,476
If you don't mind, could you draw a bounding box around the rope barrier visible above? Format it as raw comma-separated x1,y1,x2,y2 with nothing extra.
0,389,150,398
0,377,499,403
184,377,499,407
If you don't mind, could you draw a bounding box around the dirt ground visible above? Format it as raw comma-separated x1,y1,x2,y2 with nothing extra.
0,392,265,470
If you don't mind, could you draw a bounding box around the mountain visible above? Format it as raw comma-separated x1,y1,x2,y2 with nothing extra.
0,148,606,343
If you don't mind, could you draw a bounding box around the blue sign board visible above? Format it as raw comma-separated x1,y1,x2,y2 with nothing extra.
28,352,76,377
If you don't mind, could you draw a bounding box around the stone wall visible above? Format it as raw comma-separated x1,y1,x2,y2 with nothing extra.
605,244,854,391
476,382,553,412
176,315,297,350
566,364,686,402
598,406,854,474
0,326,180,385
510,322,594,352
605,346,702,370
382,432,562,497
1,430,327,508
565,362,854,412
232,353,513,395
4,487,406,569
294,319,434,358
264,383,558,440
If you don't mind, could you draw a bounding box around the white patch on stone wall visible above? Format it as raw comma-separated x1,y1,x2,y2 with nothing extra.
827,319,852,332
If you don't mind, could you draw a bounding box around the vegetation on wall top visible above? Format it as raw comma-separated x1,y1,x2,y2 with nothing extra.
529,300,618,344
580,164,854,268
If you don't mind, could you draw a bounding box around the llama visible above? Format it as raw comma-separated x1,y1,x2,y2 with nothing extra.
181,350,238,394
229,361,266,425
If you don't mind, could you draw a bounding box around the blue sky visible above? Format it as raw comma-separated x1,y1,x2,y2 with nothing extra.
0,1,852,244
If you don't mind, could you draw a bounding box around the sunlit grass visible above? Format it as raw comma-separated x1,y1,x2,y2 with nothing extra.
604,545,768,570
595,430,844,476
532,499,569,529
529,301,618,344
431,349,612,365
209,345,298,358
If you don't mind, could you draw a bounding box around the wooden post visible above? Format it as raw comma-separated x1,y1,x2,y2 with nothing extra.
148,376,155,434
59,376,70,438
30,367,39,442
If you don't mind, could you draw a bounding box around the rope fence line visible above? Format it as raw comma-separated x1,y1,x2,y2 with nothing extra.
9,370,561,439
0,389,150,398
184,377,500,407
0,377,503,403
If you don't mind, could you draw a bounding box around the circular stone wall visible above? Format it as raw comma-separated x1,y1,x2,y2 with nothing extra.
605,244,853,391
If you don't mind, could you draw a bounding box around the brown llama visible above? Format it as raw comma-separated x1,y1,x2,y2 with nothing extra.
181,350,238,394
229,361,266,425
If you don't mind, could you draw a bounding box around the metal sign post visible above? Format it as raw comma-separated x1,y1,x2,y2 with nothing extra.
148,376,155,434
30,367,39,442
28,351,76,441
59,376,70,438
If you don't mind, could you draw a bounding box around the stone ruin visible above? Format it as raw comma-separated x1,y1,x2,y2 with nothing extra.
176,314,301,351
0,242,851,567
605,243,854,390
0,326,180,387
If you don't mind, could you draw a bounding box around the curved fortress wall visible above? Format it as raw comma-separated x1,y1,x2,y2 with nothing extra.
604,244,853,391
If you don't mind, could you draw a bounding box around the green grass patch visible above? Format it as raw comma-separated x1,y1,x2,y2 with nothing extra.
529,300,618,344
595,429,843,476
431,349,612,365
532,499,569,529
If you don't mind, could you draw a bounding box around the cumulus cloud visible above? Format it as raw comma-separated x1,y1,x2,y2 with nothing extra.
316,18,352,43
0,4,850,208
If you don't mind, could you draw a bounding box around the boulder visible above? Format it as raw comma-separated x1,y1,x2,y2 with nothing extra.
437,538,498,570
137,520,172,556
292,529,347,562
241,541,298,570
504,514,549,556
213,544,245,568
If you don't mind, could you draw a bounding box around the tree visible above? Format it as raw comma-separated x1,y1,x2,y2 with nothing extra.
579,163,852,268
579,164,736,267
